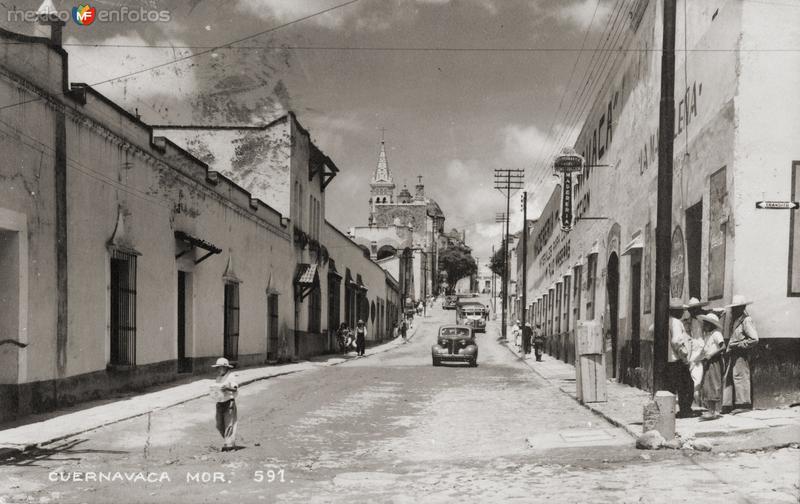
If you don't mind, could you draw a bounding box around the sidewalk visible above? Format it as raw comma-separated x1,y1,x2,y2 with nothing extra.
503,337,800,450
0,325,419,456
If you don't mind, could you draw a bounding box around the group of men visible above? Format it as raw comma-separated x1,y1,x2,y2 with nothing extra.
512,320,546,361
667,294,759,419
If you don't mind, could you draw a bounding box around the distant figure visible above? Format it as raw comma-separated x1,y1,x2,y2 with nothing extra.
355,319,367,356
336,323,350,354
210,357,239,451
724,295,758,412
533,323,545,361
522,323,533,357
698,313,725,420
511,320,521,349
400,319,408,341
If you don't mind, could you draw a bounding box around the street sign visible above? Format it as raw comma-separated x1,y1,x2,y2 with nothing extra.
560,173,574,232
755,200,799,210
554,147,585,174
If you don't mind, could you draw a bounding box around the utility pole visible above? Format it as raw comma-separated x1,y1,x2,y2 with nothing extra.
520,191,529,345
491,244,496,315
653,0,677,393
494,169,524,340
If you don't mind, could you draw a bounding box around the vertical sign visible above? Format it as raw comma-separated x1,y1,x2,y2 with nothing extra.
561,173,574,232
670,226,685,299
708,167,727,299
790,161,800,295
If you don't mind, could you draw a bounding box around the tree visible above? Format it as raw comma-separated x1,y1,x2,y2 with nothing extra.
489,242,506,277
438,245,478,294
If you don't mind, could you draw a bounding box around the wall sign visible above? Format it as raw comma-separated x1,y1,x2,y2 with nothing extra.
670,226,685,299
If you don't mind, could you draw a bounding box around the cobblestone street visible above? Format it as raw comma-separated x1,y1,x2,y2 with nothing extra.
1,303,797,503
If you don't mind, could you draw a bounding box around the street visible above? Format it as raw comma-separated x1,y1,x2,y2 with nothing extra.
1,299,797,504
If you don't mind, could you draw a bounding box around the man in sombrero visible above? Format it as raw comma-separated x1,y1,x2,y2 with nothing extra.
723,295,759,413
666,299,693,417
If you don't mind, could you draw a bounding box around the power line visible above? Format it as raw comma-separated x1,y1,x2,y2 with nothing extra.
0,0,362,113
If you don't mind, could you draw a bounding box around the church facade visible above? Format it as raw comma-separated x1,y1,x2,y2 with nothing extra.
350,141,446,307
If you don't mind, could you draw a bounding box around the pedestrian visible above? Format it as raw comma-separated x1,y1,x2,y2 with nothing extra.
666,299,694,418
355,319,367,356
522,322,533,357
533,323,545,361
723,295,759,412
686,297,709,408
336,322,350,354
210,357,239,451
698,312,726,420
400,318,408,342
512,319,521,349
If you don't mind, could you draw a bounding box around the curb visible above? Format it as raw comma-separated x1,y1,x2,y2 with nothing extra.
0,330,419,458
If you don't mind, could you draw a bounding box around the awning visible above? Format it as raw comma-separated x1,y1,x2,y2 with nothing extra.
175,230,222,265
294,263,319,300
622,233,644,256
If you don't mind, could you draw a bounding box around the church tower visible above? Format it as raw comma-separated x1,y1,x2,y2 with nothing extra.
369,137,395,223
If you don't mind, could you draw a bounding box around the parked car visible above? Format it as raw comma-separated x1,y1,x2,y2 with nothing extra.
431,325,478,367
443,295,458,310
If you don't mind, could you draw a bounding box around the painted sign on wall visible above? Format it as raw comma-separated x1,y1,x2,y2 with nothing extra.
708,167,727,300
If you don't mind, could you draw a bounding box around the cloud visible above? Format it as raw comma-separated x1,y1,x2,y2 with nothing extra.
501,123,553,166
235,0,353,29
553,0,614,29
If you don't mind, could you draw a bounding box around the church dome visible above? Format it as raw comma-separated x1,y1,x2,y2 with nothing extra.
426,199,444,218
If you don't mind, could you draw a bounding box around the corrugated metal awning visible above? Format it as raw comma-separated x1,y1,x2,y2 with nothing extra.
622,234,644,256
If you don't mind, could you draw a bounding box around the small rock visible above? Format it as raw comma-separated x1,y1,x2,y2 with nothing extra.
663,438,682,450
693,439,713,452
636,430,665,450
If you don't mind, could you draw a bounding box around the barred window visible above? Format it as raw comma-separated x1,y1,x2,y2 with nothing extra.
110,250,137,366
224,282,240,361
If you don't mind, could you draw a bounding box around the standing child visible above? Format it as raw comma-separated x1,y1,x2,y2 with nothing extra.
355,319,367,356
210,357,239,451
698,313,725,420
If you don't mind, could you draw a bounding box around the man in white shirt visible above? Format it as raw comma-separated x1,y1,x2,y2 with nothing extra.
210,357,239,451
666,300,694,417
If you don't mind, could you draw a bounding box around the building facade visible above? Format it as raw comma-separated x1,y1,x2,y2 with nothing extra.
525,0,799,407
0,22,399,421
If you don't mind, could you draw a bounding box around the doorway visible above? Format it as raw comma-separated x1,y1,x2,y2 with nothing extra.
606,253,619,379
630,254,642,369
685,201,703,299
177,271,192,373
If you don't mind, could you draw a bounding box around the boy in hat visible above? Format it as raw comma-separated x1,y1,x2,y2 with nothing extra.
210,357,239,451
532,323,545,362
723,295,758,412
667,299,693,417
355,319,367,356
685,297,709,407
698,313,726,420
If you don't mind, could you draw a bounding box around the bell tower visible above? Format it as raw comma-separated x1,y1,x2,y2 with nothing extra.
369,130,395,223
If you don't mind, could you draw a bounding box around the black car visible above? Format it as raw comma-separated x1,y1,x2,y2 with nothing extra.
443,295,458,310
431,325,478,367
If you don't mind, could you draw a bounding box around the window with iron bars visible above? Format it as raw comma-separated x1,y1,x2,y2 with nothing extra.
224,282,240,361
110,250,137,366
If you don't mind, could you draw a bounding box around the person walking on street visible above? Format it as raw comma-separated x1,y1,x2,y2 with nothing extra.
400,318,408,342
533,323,545,361
512,319,521,349
210,357,239,451
666,299,694,418
698,313,726,420
355,319,367,356
522,322,533,357
723,295,759,412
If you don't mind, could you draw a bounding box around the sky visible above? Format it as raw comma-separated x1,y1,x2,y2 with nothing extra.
3,0,620,263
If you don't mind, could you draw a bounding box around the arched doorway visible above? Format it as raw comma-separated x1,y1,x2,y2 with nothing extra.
606,252,620,379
